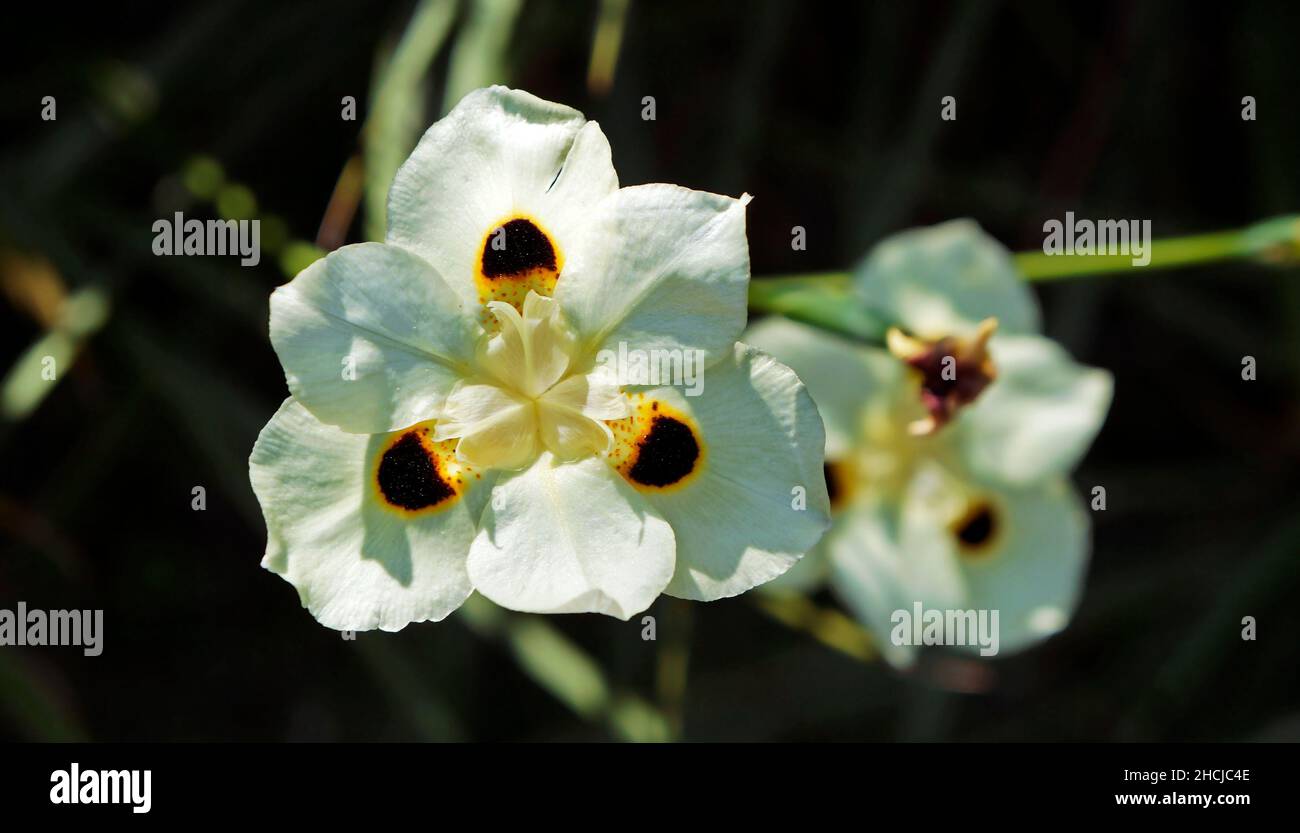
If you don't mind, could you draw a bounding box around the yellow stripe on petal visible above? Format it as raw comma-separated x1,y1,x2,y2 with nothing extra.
606,395,705,492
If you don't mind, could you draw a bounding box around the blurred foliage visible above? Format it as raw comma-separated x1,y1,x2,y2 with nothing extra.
1,0,1299,742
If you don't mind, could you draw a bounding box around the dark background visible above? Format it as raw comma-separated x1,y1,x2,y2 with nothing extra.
1,0,1298,741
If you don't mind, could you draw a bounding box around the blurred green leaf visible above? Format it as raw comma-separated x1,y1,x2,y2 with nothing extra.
279,240,325,278
363,0,459,242
0,652,88,742
1,287,110,422
181,155,226,200
357,639,464,741
215,183,258,221
587,0,630,97
458,595,669,741
444,0,524,112
748,275,886,342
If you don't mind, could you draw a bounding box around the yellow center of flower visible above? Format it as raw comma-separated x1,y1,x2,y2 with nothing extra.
432,291,629,470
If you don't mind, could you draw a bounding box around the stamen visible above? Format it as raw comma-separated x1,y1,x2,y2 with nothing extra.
888,318,999,435
436,291,622,470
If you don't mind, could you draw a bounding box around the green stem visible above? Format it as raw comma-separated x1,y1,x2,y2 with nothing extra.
752,594,877,663
752,214,1300,296
748,215,1300,337
655,598,694,740
457,596,671,741
1015,214,1300,281
746,273,885,341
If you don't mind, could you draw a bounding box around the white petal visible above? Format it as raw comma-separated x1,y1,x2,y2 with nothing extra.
949,478,1090,655
270,242,478,434
826,501,920,669
541,365,630,422
829,461,1090,665
533,366,628,460
953,334,1113,487
760,530,832,593
434,382,539,470
534,370,623,460
827,493,966,669
386,86,617,307
468,453,675,619
537,400,614,460
249,399,489,631
742,316,903,459
624,343,831,601
856,219,1040,338
557,184,751,366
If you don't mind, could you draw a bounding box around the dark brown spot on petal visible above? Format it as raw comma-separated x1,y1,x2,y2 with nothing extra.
953,502,998,552
476,216,564,314
824,461,856,511
823,463,839,504
607,396,706,492
481,218,557,278
627,415,700,488
377,431,456,511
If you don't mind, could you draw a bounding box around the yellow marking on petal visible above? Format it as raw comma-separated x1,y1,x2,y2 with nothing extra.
475,214,564,316
371,422,472,516
606,395,705,492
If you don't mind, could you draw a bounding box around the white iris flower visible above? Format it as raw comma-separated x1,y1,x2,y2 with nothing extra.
747,220,1113,667
250,87,830,630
